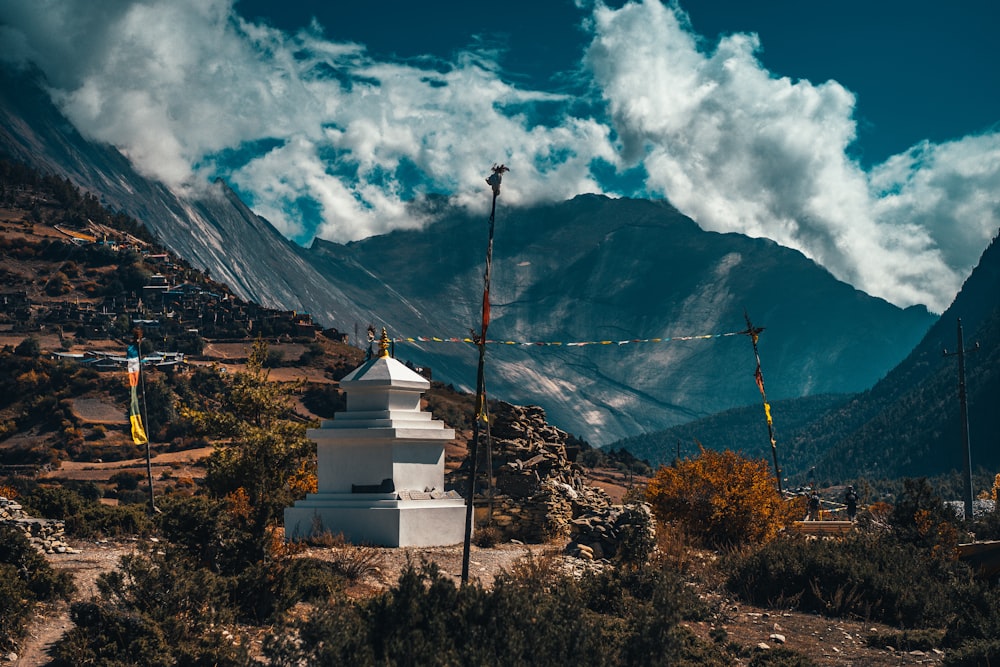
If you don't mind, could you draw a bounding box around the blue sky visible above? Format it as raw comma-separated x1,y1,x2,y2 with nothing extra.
1,0,999,313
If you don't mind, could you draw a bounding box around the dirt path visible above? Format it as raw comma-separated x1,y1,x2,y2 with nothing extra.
13,542,133,667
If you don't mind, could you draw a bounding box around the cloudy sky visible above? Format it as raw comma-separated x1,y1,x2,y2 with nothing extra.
1,0,998,314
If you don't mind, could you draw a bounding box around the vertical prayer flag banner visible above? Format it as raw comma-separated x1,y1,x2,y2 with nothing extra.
127,344,148,445
481,287,490,336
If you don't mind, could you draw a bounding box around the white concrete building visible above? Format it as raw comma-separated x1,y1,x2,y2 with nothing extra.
284,331,466,546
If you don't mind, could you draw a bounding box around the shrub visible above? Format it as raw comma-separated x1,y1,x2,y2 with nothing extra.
14,336,40,357
51,601,173,667
865,629,945,652
889,478,961,558
944,580,1000,649
473,523,502,548
725,533,968,627
615,502,657,566
747,648,817,666
156,495,251,573
52,551,248,667
0,525,76,601
645,448,796,548
23,486,152,538
944,638,1000,666
233,557,346,622
266,558,725,666
0,563,33,651
0,526,75,651
109,470,143,491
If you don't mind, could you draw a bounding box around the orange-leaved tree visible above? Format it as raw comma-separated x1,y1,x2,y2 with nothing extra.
645,447,799,547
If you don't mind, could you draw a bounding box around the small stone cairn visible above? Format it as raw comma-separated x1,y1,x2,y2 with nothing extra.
471,402,655,562
0,495,79,554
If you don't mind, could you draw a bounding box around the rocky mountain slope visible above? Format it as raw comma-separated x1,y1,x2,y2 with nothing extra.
0,63,937,445
611,230,1000,481
303,195,935,445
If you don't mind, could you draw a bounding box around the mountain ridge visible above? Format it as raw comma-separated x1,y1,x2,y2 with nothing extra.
0,62,938,445
608,230,1000,480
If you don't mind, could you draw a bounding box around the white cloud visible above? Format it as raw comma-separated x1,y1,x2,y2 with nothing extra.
0,0,614,241
585,0,1000,312
2,0,998,312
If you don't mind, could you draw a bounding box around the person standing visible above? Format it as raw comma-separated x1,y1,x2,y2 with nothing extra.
808,491,821,521
844,485,859,522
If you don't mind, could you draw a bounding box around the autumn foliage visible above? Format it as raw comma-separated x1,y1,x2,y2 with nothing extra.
645,448,799,547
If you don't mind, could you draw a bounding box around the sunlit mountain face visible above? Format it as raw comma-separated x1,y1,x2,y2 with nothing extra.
0,63,936,444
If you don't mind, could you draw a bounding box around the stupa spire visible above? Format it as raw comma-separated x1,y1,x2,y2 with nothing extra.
379,327,390,358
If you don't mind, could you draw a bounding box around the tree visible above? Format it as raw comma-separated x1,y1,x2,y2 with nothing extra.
14,336,40,358
183,339,314,563
645,448,799,547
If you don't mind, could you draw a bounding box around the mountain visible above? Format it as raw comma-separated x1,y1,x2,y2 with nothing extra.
797,231,1000,479
0,62,937,445
610,230,1000,481
0,64,374,329
607,393,852,469
301,196,935,445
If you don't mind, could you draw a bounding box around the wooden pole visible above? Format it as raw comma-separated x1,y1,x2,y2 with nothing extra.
944,318,975,520
742,313,782,494
136,329,156,514
462,165,507,585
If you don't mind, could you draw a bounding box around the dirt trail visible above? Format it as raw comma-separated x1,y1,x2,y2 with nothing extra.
13,542,133,667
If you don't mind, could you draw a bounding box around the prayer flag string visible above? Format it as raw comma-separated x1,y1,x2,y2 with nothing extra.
392,330,745,348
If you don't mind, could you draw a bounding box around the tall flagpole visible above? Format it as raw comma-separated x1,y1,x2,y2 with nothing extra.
742,312,782,494
462,164,507,585
943,318,977,520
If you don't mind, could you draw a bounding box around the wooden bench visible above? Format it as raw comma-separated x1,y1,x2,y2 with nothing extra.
957,541,1000,578
791,520,855,536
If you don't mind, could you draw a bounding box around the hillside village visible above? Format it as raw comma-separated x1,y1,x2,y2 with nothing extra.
0,220,343,353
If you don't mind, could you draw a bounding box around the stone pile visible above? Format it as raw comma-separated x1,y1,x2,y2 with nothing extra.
0,495,79,554
567,502,656,562
472,403,655,560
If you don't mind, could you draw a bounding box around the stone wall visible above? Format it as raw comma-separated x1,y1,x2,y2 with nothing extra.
0,495,79,554
470,403,654,560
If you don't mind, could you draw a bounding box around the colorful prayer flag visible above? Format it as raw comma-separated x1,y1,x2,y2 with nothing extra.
127,344,148,445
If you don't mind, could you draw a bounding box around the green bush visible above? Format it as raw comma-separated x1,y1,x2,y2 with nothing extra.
109,470,143,491
52,550,247,667
944,638,1000,666
944,581,1000,650
234,557,346,622
725,533,968,627
0,526,75,650
0,563,34,651
747,648,817,666
266,558,726,666
23,486,152,538
52,601,173,667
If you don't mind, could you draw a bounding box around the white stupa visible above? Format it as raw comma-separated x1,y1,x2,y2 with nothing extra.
284,329,466,547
